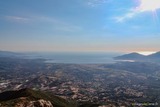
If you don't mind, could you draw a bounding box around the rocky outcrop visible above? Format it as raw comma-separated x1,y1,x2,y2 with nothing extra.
15,99,53,107
31,99,53,107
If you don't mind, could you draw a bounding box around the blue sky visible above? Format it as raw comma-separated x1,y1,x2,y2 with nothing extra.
0,0,160,52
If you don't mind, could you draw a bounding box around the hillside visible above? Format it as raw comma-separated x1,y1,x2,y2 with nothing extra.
0,88,77,107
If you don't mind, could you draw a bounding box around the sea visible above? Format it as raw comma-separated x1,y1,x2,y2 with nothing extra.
23,52,124,64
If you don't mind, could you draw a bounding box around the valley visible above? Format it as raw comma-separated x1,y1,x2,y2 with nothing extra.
0,55,160,106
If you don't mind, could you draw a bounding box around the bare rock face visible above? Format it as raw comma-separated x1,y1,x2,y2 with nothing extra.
15,99,53,107
32,99,53,107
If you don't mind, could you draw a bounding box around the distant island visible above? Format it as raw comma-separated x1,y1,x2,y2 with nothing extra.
114,51,160,62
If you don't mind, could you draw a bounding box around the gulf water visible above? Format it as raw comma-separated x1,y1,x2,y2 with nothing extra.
24,52,123,64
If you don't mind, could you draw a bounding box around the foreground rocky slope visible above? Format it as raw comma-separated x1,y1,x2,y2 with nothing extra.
0,88,77,107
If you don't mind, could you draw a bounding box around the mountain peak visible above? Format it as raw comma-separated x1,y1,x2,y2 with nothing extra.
114,52,145,60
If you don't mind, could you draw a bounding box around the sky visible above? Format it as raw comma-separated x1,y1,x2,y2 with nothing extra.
0,0,160,53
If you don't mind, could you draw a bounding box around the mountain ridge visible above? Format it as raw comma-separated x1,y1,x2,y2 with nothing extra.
148,51,160,58
0,50,22,58
114,51,160,62
114,52,146,60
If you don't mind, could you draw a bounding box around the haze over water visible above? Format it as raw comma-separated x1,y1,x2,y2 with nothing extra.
25,52,122,64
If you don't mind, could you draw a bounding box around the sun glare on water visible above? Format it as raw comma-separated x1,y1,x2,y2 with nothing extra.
138,51,156,55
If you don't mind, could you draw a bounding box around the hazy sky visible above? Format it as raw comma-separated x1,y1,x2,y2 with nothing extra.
0,0,160,52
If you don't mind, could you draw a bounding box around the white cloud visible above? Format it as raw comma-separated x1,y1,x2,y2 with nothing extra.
113,0,160,23
4,15,82,32
5,16,29,22
85,0,108,7
113,9,137,23
36,16,82,32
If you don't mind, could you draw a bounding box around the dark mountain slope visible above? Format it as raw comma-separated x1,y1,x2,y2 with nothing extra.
0,88,77,107
114,52,145,60
148,51,160,58
114,51,160,63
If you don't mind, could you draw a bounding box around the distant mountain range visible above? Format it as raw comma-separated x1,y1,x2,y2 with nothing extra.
0,51,21,57
114,51,160,62
1,50,160,63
